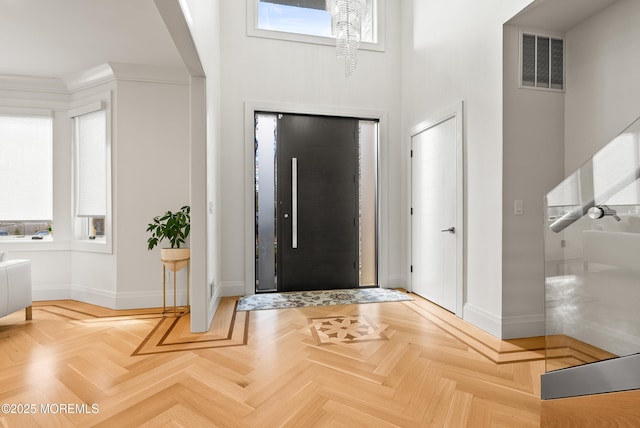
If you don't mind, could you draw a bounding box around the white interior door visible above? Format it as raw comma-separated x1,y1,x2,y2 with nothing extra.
411,104,463,315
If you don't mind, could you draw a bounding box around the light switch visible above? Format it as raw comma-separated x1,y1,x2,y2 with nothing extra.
514,199,524,215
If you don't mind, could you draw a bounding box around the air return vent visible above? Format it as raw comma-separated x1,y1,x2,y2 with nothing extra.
520,32,564,91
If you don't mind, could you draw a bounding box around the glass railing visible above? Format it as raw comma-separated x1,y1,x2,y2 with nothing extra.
542,116,640,398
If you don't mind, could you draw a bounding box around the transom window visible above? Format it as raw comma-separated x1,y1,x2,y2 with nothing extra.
248,0,384,51
258,0,333,39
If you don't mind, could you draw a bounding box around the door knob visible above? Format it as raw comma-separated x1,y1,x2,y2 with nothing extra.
440,227,455,234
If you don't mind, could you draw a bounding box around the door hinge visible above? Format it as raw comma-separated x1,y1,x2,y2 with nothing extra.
411,207,413,215
410,265,413,273
410,150,413,157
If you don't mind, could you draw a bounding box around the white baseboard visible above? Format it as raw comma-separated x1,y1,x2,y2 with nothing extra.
502,313,545,339
70,284,118,309
34,282,119,308
463,303,502,339
463,303,545,339
113,289,188,310
33,284,72,302
34,283,188,310
222,281,246,297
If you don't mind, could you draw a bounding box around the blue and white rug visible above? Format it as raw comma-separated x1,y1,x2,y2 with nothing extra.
237,288,412,311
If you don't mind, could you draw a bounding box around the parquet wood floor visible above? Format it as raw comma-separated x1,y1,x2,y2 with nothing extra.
0,294,637,427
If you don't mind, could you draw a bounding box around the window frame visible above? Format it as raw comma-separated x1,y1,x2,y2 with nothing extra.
247,0,386,53
0,107,53,242
68,94,113,254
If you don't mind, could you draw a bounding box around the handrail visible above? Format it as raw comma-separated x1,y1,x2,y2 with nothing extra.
549,164,640,233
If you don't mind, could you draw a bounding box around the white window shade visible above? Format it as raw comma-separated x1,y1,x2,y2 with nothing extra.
0,114,52,221
75,109,107,218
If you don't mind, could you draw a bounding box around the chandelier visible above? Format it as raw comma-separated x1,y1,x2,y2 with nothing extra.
326,0,366,77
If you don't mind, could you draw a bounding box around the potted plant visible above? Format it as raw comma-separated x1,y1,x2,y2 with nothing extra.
147,205,190,272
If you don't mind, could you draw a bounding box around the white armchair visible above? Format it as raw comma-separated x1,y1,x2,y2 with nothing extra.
0,258,33,321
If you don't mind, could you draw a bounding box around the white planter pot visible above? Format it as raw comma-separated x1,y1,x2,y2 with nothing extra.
160,248,190,272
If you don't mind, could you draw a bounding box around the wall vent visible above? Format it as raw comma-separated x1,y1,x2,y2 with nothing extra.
520,32,564,91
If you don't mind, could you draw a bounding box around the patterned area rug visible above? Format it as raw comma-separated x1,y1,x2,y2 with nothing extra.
237,288,412,311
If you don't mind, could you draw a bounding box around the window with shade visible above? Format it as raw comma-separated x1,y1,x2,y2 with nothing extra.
70,101,110,245
0,113,53,239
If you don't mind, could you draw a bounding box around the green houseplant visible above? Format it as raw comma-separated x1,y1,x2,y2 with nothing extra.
147,205,190,271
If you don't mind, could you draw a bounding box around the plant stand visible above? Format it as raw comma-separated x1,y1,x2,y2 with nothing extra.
161,256,190,317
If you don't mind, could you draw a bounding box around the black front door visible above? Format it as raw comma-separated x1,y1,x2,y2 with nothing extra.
276,114,359,292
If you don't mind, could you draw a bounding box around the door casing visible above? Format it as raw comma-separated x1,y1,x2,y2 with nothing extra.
244,101,389,297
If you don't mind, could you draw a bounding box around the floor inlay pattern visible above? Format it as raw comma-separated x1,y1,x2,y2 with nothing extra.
132,299,249,355
18,300,250,357
308,315,389,345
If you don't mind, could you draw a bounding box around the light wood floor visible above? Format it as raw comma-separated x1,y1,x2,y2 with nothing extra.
0,294,638,427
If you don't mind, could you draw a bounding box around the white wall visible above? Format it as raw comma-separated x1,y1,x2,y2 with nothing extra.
113,78,190,307
182,0,223,329
565,0,640,172
402,0,534,338
218,0,403,294
502,25,565,338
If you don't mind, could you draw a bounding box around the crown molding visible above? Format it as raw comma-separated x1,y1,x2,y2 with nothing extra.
63,62,189,92
108,62,190,85
0,74,67,94
0,62,190,98
62,63,116,93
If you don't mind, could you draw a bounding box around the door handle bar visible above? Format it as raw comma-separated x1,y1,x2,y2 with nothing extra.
292,158,298,249
440,227,455,234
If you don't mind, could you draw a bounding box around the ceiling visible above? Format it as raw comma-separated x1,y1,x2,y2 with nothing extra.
0,0,185,79
0,0,621,80
507,0,619,33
